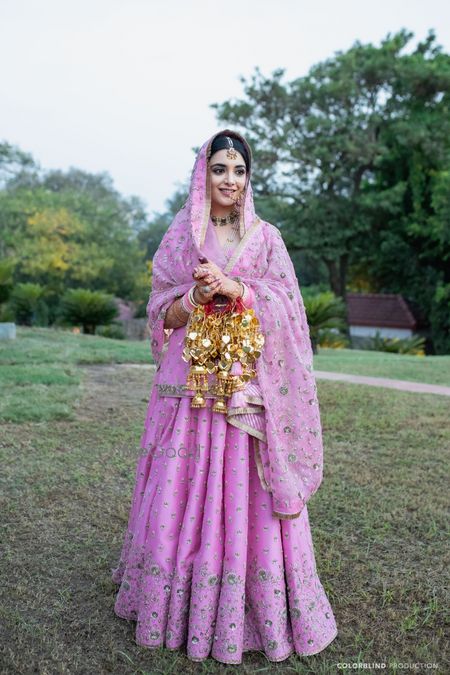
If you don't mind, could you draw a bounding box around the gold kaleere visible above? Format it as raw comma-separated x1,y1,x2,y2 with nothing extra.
181,299,264,413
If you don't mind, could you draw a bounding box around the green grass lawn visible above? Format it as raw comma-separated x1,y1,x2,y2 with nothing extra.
1,328,449,424
0,327,448,672
314,348,450,386
0,326,152,367
0,327,153,422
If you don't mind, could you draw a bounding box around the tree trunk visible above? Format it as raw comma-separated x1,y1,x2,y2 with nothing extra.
324,254,353,347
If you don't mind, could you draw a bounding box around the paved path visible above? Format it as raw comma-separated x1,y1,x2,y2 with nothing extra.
314,370,450,397
118,364,450,397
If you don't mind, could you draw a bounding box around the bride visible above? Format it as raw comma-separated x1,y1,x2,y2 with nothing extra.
111,129,338,665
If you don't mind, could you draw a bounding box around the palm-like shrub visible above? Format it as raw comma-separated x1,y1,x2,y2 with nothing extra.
60,289,118,334
9,282,47,326
316,328,350,349
369,331,426,356
303,291,348,354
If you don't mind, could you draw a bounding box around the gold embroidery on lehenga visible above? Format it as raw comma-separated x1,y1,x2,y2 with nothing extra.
226,416,267,444
226,405,264,416
156,383,265,408
253,437,271,492
156,383,191,396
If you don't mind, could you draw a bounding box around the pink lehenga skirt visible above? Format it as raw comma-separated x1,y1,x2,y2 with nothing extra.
111,383,338,665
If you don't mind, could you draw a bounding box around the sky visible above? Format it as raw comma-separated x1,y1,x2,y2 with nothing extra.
1,0,449,216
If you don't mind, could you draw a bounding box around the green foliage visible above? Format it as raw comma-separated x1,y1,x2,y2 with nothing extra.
0,165,149,300
133,301,148,319
303,291,348,354
212,29,450,353
60,288,118,334
95,322,126,340
9,282,48,326
130,260,152,317
0,303,15,322
137,184,188,260
0,258,15,303
0,140,36,189
429,283,450,354
317,328,351,350
367,331,426,355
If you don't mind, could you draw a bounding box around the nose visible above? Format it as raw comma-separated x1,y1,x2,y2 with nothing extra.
223,170,236,186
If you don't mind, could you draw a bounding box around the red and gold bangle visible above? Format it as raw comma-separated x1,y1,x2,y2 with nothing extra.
180,286,199,312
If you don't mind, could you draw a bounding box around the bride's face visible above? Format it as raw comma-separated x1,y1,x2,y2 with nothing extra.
208,148,247,211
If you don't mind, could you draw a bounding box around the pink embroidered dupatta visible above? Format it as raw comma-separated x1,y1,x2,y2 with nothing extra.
147,129,324,519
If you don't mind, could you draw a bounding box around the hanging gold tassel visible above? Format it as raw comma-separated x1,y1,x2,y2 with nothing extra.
181,298,264,413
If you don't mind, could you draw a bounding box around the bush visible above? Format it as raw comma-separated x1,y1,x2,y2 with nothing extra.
60,288,118,334
8,283,48,326
303,291,348,354
0,303,15,322
95,322,126,340
317,328,350,349
367,330,426,355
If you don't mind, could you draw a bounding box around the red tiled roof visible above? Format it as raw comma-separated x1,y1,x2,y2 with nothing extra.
346,293,417,329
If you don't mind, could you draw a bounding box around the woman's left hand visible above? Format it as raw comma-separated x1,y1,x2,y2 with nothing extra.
193,262,241,300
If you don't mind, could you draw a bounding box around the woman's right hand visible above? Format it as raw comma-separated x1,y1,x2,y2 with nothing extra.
193,278,221,304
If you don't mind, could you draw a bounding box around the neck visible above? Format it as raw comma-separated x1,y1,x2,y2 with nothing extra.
210,205,235,218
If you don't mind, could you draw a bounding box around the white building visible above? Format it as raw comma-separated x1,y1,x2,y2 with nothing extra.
346,293,418,340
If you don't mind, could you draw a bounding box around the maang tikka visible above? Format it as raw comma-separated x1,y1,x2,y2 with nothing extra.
226,136,238,160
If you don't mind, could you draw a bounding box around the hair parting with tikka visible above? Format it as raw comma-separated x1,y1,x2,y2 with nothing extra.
208,133,250,170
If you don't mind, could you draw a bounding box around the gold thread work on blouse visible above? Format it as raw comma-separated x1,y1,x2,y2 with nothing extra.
181,299,265,414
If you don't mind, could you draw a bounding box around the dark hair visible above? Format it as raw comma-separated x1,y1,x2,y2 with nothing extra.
209,134,249,170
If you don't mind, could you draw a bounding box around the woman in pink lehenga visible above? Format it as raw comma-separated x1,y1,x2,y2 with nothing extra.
111,130,338,665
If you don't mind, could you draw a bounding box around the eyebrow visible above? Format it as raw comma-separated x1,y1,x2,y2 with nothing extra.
211,162,246,169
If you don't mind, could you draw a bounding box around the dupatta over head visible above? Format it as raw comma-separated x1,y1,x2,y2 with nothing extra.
147,129,324,519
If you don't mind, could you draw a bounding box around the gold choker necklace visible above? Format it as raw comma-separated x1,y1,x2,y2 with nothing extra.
211,211,239,226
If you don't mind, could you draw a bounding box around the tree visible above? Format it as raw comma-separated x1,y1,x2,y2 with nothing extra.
0,163,150,300
0,258,15,304
60,288,118,334
0,141,37,190
211,29,450,351
137,183,189,260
